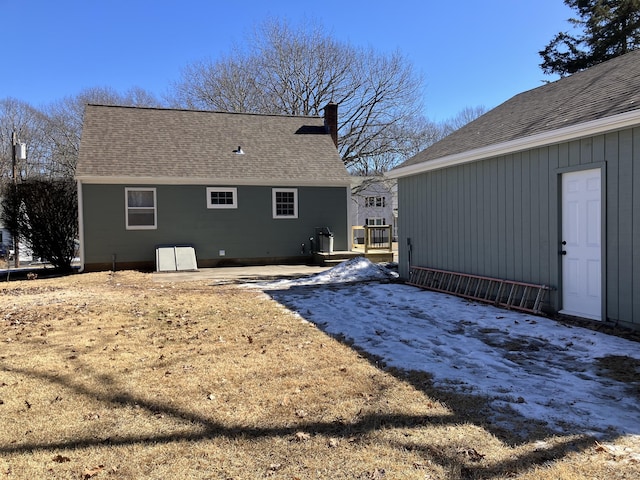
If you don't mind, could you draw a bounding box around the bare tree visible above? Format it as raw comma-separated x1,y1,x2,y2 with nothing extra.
0,98,49,183
439,105,487,137
170,18,425,173
356,106,487,175
1,87,162,181
40,86,163,178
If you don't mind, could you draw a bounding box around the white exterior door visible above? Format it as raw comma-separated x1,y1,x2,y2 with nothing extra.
561,168,602,320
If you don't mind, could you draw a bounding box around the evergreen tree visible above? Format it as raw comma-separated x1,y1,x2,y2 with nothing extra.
1,178,78,271
540,0,640,76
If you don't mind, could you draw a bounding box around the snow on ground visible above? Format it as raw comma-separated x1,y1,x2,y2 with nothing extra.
251,257,640,439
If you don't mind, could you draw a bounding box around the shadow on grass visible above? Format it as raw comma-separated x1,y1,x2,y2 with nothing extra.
0,361,595,479
0,265,79,282
1,276,613,479
258,282,632,475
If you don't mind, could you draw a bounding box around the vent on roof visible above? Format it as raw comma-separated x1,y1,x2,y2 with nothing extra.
234,146,244,154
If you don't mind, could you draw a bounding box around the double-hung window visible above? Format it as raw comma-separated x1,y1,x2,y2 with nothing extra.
272,188,298,219
365,196,386,208
125,187,156,229
207,187,237,209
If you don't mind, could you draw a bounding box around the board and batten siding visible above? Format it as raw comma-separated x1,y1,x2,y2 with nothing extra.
398,126,640,330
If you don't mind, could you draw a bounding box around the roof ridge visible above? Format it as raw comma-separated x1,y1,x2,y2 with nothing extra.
85,103,322,120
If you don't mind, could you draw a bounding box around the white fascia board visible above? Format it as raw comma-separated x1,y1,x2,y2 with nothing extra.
75,176,352,187
387,109,640,179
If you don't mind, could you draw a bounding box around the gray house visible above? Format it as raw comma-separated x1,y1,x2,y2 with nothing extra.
76,104,350,272
388,50,640,331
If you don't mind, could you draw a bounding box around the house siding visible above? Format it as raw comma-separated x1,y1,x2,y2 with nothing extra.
398,126,639,330
350,178,398,242
81,183,348,270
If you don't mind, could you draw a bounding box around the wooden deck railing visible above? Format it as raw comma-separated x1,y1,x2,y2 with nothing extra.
352,225,393,253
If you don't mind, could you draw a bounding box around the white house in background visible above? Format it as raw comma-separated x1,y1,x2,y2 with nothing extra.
350,176,397,244
0,200,34,263
0,219,9,258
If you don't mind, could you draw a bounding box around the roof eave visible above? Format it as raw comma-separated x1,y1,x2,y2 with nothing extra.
387,109,640,179
75,175,352,187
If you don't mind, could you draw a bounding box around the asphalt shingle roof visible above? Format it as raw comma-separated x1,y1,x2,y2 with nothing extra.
399,49,640,169
77,105,349,185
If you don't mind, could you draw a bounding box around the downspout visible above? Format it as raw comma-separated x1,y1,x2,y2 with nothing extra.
406,237,412,277
76,179,85,273
346,185,353,251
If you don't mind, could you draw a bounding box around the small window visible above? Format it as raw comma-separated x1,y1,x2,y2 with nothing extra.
365,196,386,208
367,217,385,226
126,187,156,230
207,187,237,209
272,188,298,219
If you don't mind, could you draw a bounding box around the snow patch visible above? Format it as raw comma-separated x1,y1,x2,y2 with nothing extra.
252,262,640,438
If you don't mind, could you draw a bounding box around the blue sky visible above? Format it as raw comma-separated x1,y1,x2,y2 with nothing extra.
2,0,574,120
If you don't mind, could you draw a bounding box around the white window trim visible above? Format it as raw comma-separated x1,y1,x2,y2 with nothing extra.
125,187,157,230
206,187,238,209
272,188,298,219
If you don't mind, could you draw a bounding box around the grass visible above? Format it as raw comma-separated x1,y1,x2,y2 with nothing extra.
0,270,638,479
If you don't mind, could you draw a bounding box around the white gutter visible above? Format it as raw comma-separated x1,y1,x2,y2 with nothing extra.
76,179,85,273
387,109,640,179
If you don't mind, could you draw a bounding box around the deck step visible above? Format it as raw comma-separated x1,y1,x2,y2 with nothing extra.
407,266,551,315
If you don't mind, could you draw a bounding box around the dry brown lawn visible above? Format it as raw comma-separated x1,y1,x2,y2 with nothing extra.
0,271,638,479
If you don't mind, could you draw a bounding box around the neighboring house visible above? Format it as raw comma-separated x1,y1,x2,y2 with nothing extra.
350,176,397,243
0,211,33,264
76,103,351,272
388,50,640,332
0,215,9,258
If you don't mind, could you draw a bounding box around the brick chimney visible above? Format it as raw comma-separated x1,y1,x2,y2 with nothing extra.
323,102,338,148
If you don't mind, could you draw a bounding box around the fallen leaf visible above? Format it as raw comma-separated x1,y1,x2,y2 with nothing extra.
295,409,307,418
83,465,105,478
457,448,485,462
52,455,70,463
294,431,310,442
328,438,339,448
366,468,386,479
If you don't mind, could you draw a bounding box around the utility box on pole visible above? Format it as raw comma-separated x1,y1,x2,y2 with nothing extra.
16,142,26,160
